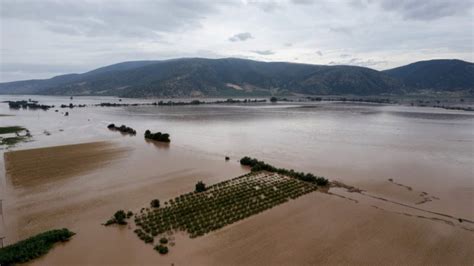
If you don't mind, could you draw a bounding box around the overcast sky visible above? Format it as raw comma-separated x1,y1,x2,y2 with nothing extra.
0,0,473,82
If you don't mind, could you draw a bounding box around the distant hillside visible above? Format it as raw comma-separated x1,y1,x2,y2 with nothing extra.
383,59,474,91
0,58,471,97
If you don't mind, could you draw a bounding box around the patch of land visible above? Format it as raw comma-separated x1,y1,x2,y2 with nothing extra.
132,172,317,251
4,141,129,187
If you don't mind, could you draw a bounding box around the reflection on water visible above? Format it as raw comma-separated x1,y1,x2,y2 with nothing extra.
144,138,170,149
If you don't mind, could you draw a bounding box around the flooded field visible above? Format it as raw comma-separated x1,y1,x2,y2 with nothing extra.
0,95,473,265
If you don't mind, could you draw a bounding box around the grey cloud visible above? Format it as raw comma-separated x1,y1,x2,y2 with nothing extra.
340,54,351,58
291,0,314,5
1,63,88,74
252,50,275,55
229,32,253,42
349,0,373,8
0,63,90,82
354,59,388,67
378,0,472,21
0,0,472,82
329,26,352,35
43,23,82,36
0,0,217,37
249,1,280,12
329,58,387,67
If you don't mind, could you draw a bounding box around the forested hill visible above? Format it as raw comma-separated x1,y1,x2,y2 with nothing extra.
0,58,472,97
382,59,474,91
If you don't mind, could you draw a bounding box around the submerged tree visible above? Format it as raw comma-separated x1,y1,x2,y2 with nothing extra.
114,210,127,225
104,210,129,226
144,130,171,142
195,181,206,193
150,199,160,208
154,244,169,254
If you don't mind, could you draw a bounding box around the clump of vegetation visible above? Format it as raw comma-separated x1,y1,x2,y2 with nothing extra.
154,244,169,254
107,124,136,135
150,199,160,208
1,137,26,146
159,237,168,244
270,96,278,103
60,103,86,108
0,126,26,134
195,181,206,192
240,157,329,186
7,100,53,110
104,210,131,226
144,130,170,143
0,228,75,265
0,126,31,146
134,229,154,243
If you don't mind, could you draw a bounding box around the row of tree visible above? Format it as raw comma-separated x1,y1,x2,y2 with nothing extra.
240,156,329,186
144,130,170,142
107,124,137,135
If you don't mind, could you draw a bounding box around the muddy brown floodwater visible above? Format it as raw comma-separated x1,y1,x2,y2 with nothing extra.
0,95,472,265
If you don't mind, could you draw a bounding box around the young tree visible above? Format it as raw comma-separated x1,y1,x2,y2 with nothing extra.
114,210,127,225
150,199,160,208
195,181,206,193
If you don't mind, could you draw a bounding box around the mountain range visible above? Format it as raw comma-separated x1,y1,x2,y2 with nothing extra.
0,58,472,97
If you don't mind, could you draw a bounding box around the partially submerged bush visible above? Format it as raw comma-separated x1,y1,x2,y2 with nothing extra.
104,210,130,226
240,156,328,186
144,130,170,142
154,244,169,254
195,181,206,193
0,228,75,265
150,199,160,208
0,126,26,134
114,210,127,224
7,100,53,110
134,229,154,244
107,124,136,135
0,126,31,146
